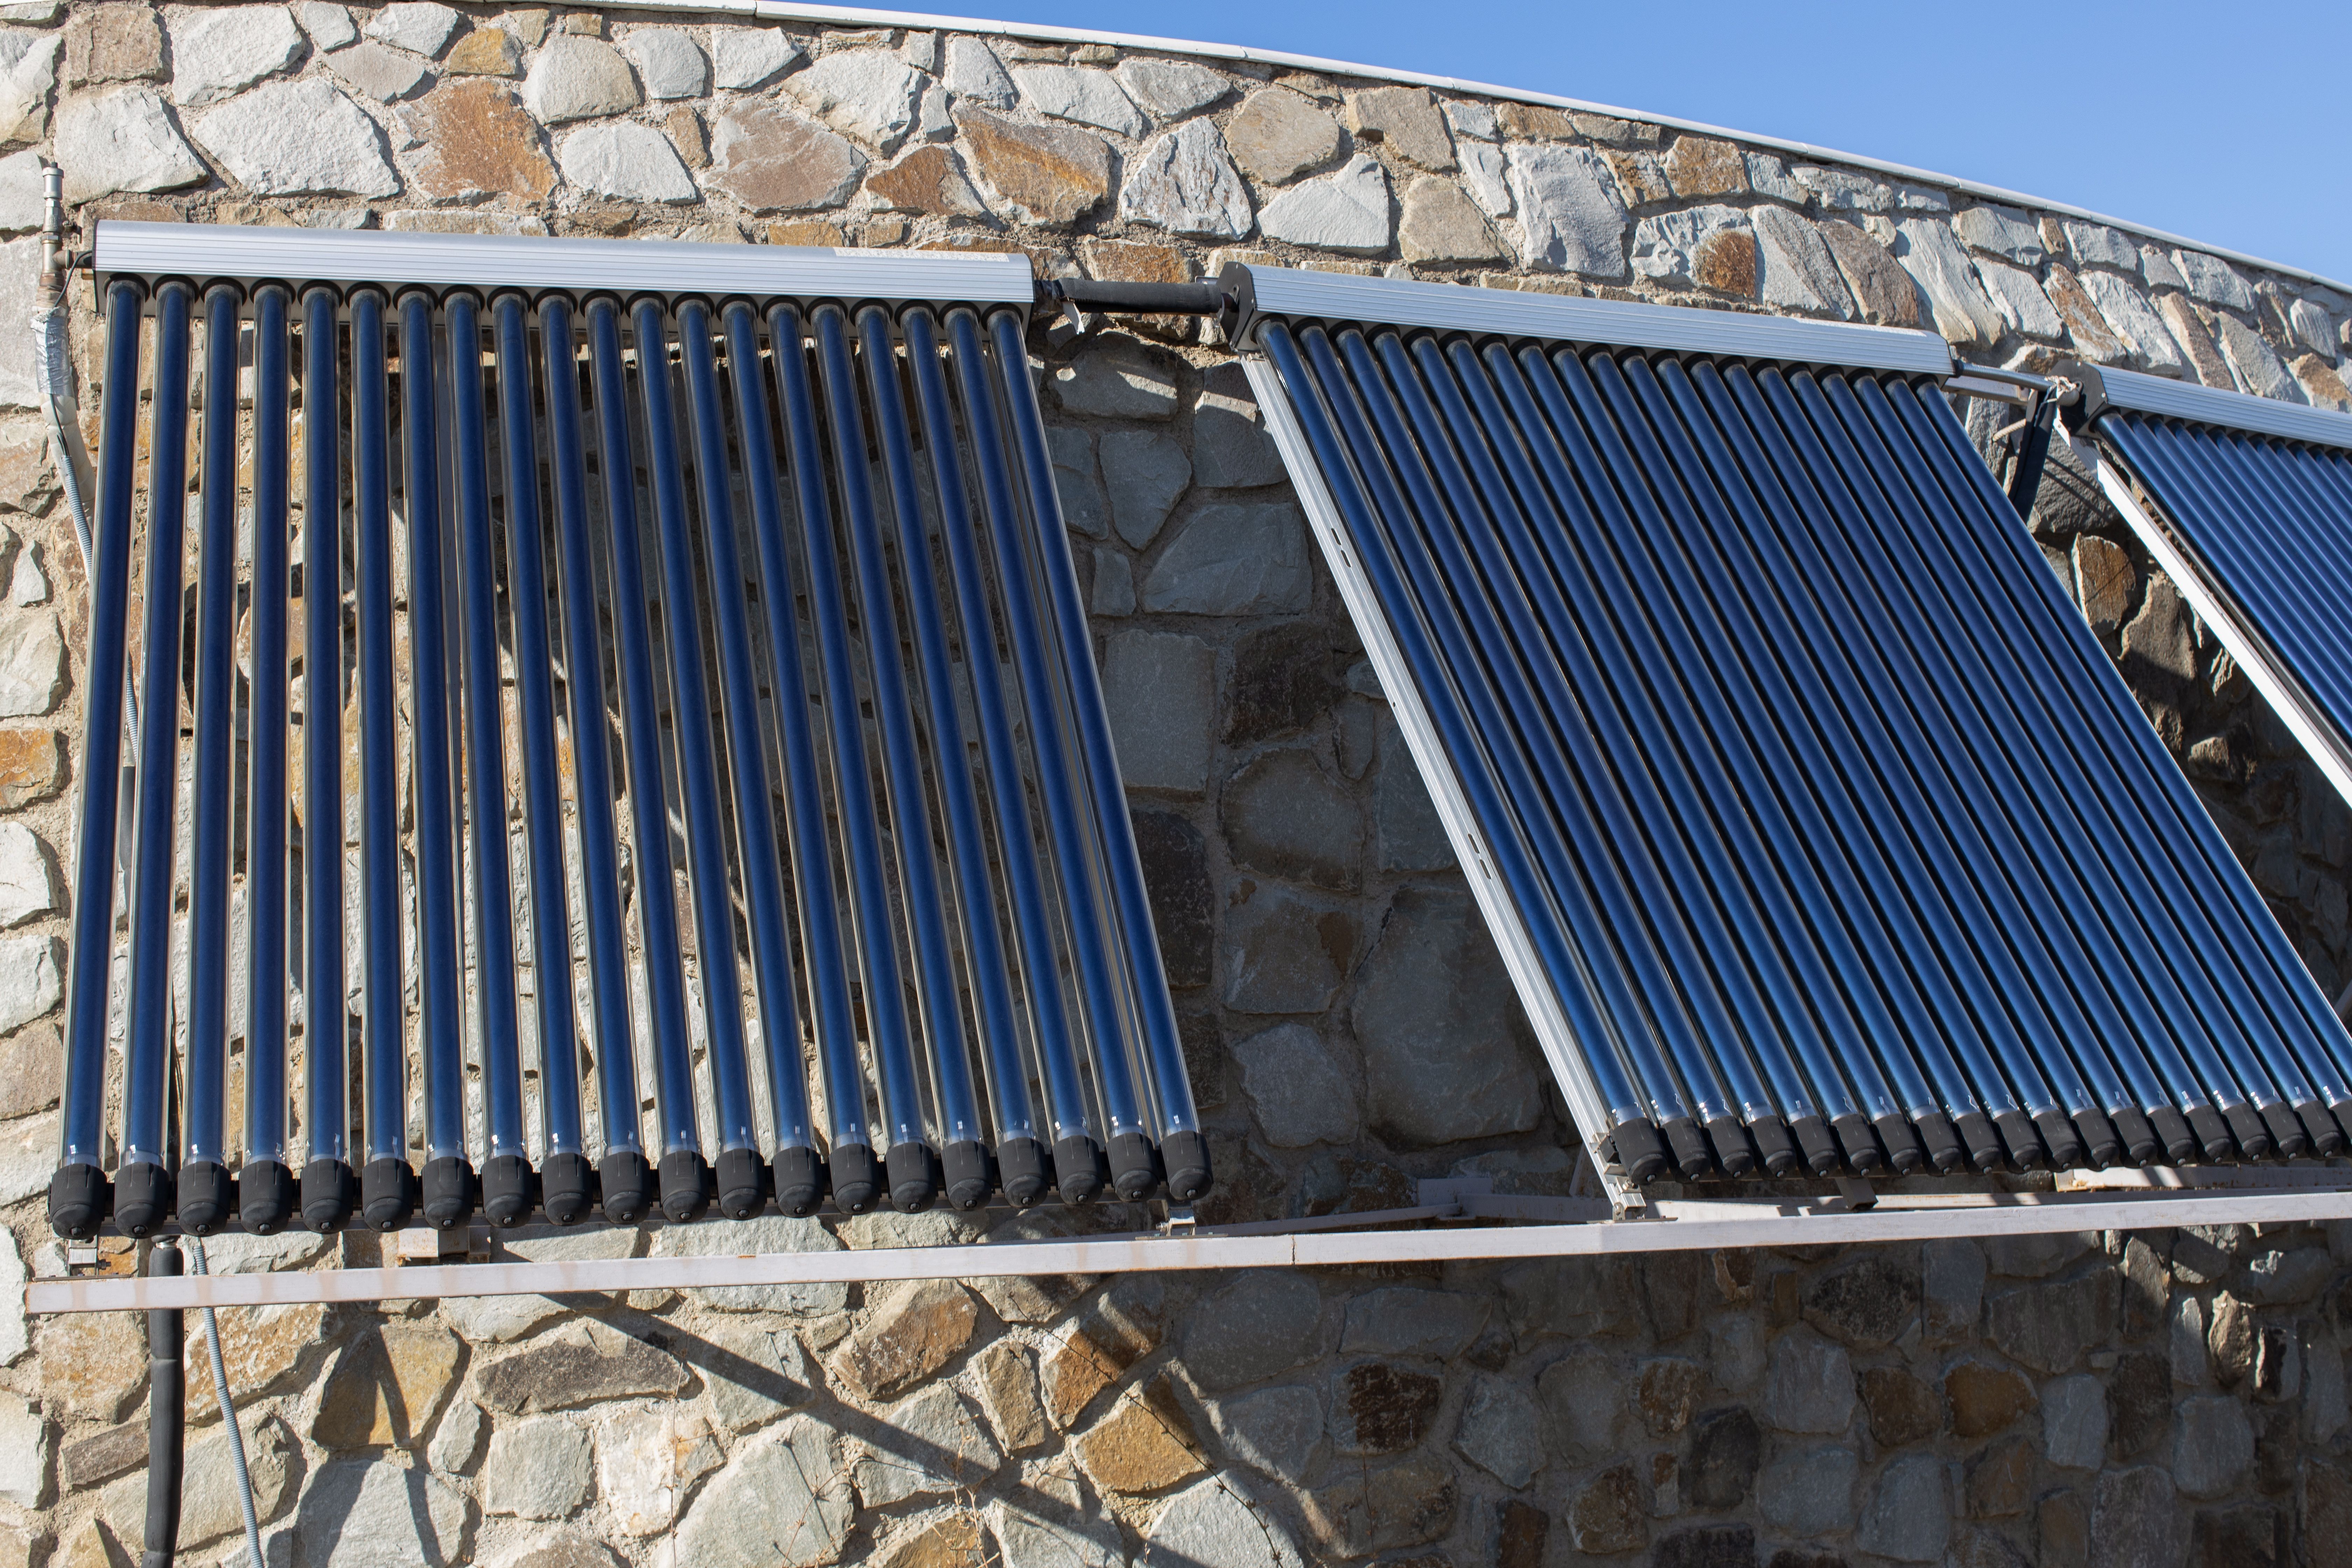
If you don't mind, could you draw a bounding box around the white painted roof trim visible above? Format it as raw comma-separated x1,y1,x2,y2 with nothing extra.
578,0,2349,301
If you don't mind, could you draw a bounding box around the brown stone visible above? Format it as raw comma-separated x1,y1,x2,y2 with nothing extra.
2295,354,2352,411
2044,263,2128,364
830,1279,977,1403
42,1311,146,1423
1944,1360,2036,1438
1040,1332,1121,1428
66,6,163,84
1307,1455,1459,1556
313,1320,461,1448
0,727,64,809
2157,293,2234,388
1820,219,1923,328
967,1269,1090,1325
1225,88,1341,185
1575,112,1662,146
0,425,57,516
473,1319,688,1416
1569,1463,1648,1554
1861,1365,1944,1447
1346,86,1454,171
1965,1436,2035,1519
2073,535,2137,640
953,105,1111,225
0,1018,59,1117
2039,1487,2089,1568
1665,136,1746,198
1398,177,1505,266
57,1518,119,1568
1637,1358,1702,1436
874,1514,983,1568
2194,1505,2284,1568
63,1421,147,1490
1498,1499,1550,1568
1071,1380,1205,1494
709,102,864,213
1498,102,1577,140
1080,237,1193,282
444,26,523,76
662,104,707,169
975,1342,1049,1452
864,144,984,215
767,220,846,247
410,81,556,204
188,1302,328,1424
1335,1361,1441,1454
1604,149,1673,207
2121,575,2198,699
1695,229,1756,296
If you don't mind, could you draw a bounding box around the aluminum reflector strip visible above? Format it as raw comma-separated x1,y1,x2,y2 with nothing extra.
1250,310,2352,1188
50,258,1208,1243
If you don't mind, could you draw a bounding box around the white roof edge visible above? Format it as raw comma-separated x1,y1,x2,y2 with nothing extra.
91,219,1038,303
1233,264,1955,376
2087,362,2352,452
573,0,2348,300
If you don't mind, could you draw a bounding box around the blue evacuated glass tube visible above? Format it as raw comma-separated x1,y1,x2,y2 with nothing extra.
245,285,294,1183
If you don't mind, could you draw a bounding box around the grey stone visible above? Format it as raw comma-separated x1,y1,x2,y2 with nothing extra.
1987,1271,2114,1374
295,1460,475,1567
2079,271,2187,376
522,34,638,124
1233,1023,1359,1147
1398,176,1505,264
1977,257,2063,338
1090,548,1134,616
1752,204,1854,317
2090,1466,2183,1568
2289,296,2337,354
1185,1272,1323,1391
1221,883,1349,1014
2142,244,2188,292
1141,1478,1304,1568
1985,1231,2093,1279
474,1320,691,1414
1054,337,1178,419
1341,1286,1488,1359
1895,218,2004,349
941,35,1013,105
2235,1247,2333,1305
1631,203,1748,287
55,86,206,202
1372,717,1452,871
1102,629,1215,793
1134,808,1213,987
1458,138,1510,218
676,1318,814,1431
1859,1453,1950,1562
1194,380,1286,490
0,32,55,151
1143,503,1312,616
0,821,52,926
559,121,697,202
1795,163,1900,211
1050,424,1106,537
1223,748,1361,889
2217,312,2303,402
853,1387,1001,1508
989,1504,1122,1568
1953,204,2045,263
1119,118,1251,239
482,1417,593,1519
1801,1253,1919,1348
710,26,799,91
2308,1328,2348,1441
2043,1373,2107,1469
1225,87,1339,184
2172,1295,2208,1385
491,1531,625,1568
1507,143,1629,276
1100,429,1190,545
1763,1328,1854,1434
1685,1407,1762,1507
168,5,305,106
786,50,923,154
299,2,358,48
621,27,705,98
1014,65,1143,136
672,1417,851,1568
364,1,457,56
0,931,55,1035
1116,57,1229,120
0,1108,58,1203
649,1215,847,1315
323,40,431,100
1210,1384,1324,1477
439,1291,563,1344
1443,99,1498,141
1757,1443,1855,1537
2171,1227,2235,1285
2172,1394,2253,1498
1353,887,1542,1144
1710,1317,1764,1392
2062,220,2140,270
192,77,399,195
0,1230,23,1365
1348,85,1454,171
0,1392,43,1507
1744,150,1805,201
426,1399,484,1474
2175,250,2256,311
1452,1375,1540,1488
1258,153,1392,255
1536,1347,1620,1455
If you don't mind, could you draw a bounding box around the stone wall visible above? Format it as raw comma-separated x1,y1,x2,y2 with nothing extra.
0,2,2349,1564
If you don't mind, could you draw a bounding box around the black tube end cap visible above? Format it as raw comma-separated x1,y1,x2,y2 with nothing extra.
238,1159,296,1236
1913,1112,1966,1174
1661,1117,1716,1180
1829,1112,1883,1175
301,1158,357,1234
113,1161,174,1239
2148,1105,2200,1165
47,1162,109,1241
830,1143,879,1216
943,1141,994,1212
2070,1108,2122,1170
2108,1106,2161,1166
1108,1131,1160,1202
1606,1118,1670,1184
361,1157,417,1232
1990,1109,2048,1171
2223,1103,2272,1161
2032,1109,2087,1170
1053,1135,1105,1206
1746,1116,1800,1177
598,1150,652,1225
1953,1111,2005,1172
1160,1130,1213,1204
2262,1102,2310,1160
886,1142,941,1214
176,1159,235,1237
540,1153,593,1226
2306,1103,2350,1158
1871,1113,1926,1176
997,1136,1050,1208
1702,1116,1757,1178
1788,1115,1841,1177
2185,1103,2236,1162
420,1156,477,1231
772,1146,825,1218
659,1150,711,1224
715,1147,768,1221
481,1154,534,1228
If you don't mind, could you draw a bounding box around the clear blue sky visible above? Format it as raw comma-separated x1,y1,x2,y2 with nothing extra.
981,0,2352,286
